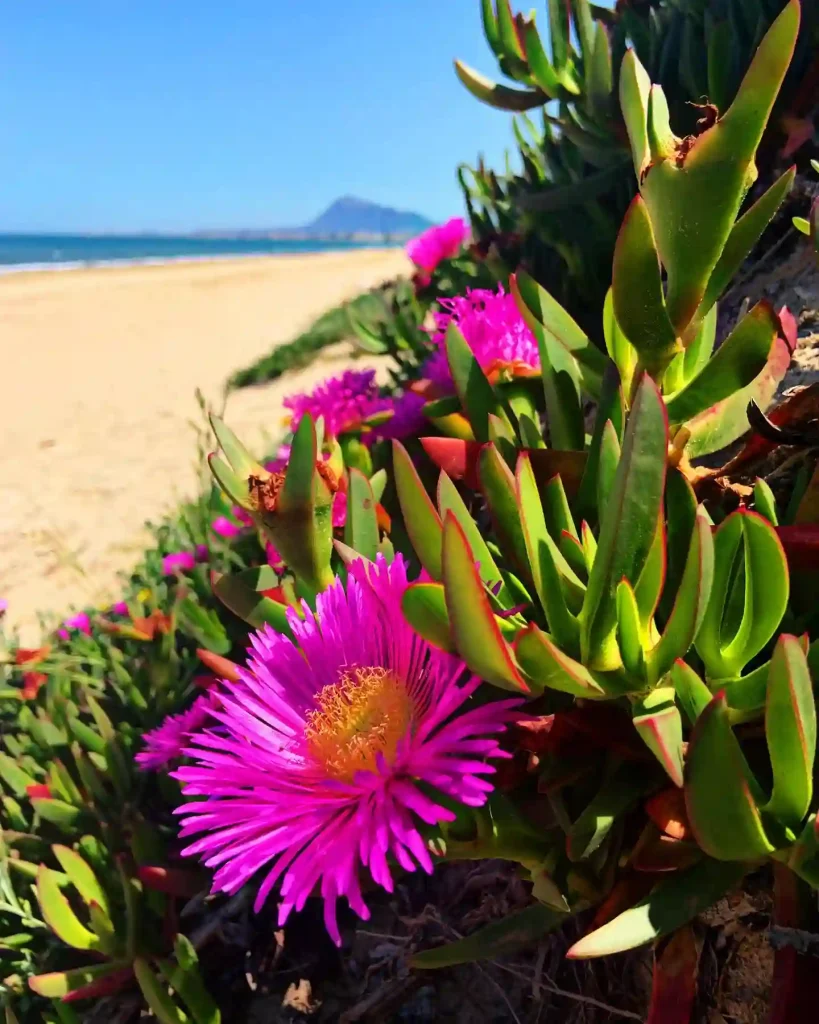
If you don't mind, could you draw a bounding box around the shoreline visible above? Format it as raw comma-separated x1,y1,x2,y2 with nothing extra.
0,243,403,278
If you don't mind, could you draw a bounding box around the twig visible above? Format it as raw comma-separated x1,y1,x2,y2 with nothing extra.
489,961,643,1022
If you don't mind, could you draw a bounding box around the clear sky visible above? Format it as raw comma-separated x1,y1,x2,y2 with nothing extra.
3,1,526,233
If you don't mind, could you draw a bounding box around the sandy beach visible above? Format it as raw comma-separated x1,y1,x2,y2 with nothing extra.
1,248,408,643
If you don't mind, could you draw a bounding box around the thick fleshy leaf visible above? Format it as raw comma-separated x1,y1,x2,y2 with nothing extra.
442,514,528,693
763,635,816,830
684,334,792,458
697,167,796,323
665,302,778,424
392,440,443,580
510,271,607,397
516,454,582,649
684,691,774,860
633,688,684,787
344,468,379,562
0,754,36,798
52,846,109,917
32,798,84,831
567,858,745,957
514,625,606,699
596,422,620,527
413,903,565,968
754,477,779,525
612,196,679,377
133,958,188,1024
587,22,613,117
634,515,666,631
616,579,644,678
36,865,100,951
619,48,652,178
454,59,547,110
649,510,714,684
522,23,562,97
603,288,637,397
437,472,508,601
159,935,221,1024
581,375,668,670
641,1,800,334
208,453,252,510
479,444,530,574
445,322,508,443
29,961,132,1000
401,583,454,654
211,570,292,637
209,414,265,479
576,363,625,525
696,510,789,679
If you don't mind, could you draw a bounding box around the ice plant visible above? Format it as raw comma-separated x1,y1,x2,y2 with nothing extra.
406,216,469,274
136,694,219,771
212,515,243,539
162,551,196,575
57,611,92,640
424,286,540,391
283,369,394,440
173,554,520,944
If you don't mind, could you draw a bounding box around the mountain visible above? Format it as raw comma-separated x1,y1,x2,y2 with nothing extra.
304,196,432,237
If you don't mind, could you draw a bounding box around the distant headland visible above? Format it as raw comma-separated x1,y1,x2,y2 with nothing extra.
192,196,434,243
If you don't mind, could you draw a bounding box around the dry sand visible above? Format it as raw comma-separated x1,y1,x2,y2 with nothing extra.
1,249,408,643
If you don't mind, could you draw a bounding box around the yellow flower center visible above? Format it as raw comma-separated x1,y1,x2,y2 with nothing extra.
305,666,412,781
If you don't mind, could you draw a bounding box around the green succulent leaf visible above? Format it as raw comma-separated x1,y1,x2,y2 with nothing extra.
134,958,190,1024
442,513,528,693
616,579,644,679
51,845,110,917
697,167,796,323
516,453,583,649
603,288,637,398
649,510,714,684
454,59,547,110
514,624,606,699
29,961,132,999
683,334,792,458
612,196,679,378
401,583,454,653
763,634,816,830
665,302,778,424
211,570,292,637
567,859,746,957
36,865,101,951
510,271,607,398
695,510,789,679
522,22,562,97
392,440,443,580
619,48,652,178
568,761,655,861
684,691,774,860
640,0,800,334
344,468,379,562
413,903,565,968
670,660,713,727
633,687,684,787
581,375,668,671
209,414,265,480
478,444,531,574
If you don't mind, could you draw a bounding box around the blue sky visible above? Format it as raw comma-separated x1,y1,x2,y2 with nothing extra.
3,1,526,233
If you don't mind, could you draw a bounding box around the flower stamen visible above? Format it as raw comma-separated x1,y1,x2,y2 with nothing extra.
305,666,413,780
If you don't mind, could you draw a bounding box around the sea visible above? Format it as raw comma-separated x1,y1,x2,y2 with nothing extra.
0,233,397,274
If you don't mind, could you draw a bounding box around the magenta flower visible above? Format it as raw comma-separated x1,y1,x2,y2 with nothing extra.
162,551,196,575
372,390,428,441
406,217,469,274
266,541,285,572
212,515,242,539
173,554,520,945
283,369,394,440
425,286,540,391
109,601,129,616
136,694,219,772
57,611,92,640
0,599,7,617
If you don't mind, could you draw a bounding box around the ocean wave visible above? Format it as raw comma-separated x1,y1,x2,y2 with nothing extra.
0,249,388,276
